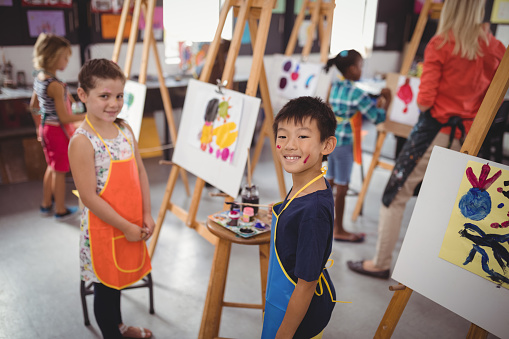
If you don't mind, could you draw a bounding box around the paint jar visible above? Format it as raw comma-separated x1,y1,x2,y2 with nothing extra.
242,207,254,223
229,202,241,212
241,184,259,214
227,210,240,226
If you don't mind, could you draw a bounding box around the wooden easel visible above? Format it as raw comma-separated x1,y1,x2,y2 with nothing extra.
148,0,286,257
351,0,442,221
111,0,190,196
375,44,509,339
249,0,335,173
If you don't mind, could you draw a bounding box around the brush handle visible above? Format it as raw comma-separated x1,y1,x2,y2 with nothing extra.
225,201,269,208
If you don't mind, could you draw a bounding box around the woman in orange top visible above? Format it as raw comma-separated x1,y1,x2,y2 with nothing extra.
69,59,153,338
348,0,506,279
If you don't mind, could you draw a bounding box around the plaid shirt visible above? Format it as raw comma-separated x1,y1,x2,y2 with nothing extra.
329,79,385,146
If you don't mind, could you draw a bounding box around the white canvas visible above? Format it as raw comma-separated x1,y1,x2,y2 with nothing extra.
172,79,261,198
117,80,147,141
392,147,509,339
389,75,420,126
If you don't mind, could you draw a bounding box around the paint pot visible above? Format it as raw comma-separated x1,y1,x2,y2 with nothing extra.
229,202,241,212
241,184,259,214
239,227,254,235
242,207,254,223
227,210,240,226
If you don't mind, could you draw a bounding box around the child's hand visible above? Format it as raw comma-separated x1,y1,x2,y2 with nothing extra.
124,223,145,242
142,214,155,240
267,203,274,222
376,96,386,109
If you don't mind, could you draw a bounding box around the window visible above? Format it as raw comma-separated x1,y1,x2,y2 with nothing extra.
330,0,378,57
163,0,232,65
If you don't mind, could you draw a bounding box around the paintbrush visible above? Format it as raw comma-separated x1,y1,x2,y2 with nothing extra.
225,201,270,208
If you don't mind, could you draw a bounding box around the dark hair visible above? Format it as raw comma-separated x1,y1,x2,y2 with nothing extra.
324,49,362,75
273,96,336,161
78,58,126,94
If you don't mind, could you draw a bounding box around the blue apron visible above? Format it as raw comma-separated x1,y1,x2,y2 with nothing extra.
261,168,350,339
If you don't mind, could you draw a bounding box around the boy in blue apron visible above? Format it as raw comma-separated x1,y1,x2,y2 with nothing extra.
262,97,349,339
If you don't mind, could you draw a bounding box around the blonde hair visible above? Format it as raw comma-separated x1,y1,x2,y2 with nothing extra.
436,0,488,60
33,33,71,70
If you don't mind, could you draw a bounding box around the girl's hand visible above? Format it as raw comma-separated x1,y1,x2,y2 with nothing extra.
142,214,155,240
124,223,145,242
267,203,275,222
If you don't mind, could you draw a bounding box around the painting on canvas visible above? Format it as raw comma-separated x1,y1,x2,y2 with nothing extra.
388,75,421,126
117,80,147,141
276,57,322,100
439,160,509,289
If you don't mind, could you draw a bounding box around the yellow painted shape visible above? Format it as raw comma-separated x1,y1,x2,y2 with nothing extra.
213,122,238,149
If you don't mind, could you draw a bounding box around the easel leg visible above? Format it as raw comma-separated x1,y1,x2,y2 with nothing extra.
466,324,489,339
198,238,231,339
352,131,386,221
148,165,179,257
247,16,286,199
374,285,413,338
259,243,270,310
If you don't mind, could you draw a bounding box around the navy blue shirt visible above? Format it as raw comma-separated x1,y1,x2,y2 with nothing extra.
276,178,336,338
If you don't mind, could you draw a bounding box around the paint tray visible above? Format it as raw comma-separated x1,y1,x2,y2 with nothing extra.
209,211,271,238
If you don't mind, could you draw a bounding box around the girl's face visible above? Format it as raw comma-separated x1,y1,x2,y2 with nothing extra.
77,78,124,124
54,48,71,72
275,117,335,177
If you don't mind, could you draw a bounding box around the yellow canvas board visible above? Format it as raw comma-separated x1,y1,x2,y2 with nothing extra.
439,160,509,289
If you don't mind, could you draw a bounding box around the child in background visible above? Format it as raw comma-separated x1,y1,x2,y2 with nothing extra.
69,59,153,339
348,0,506,279
30,33,84,219
324,50,391,242
262,97,345,339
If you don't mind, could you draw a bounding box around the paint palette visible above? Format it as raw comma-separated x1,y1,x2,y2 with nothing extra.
209,211,271,238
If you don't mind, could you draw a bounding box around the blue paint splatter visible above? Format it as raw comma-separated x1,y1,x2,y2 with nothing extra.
498,203,504,208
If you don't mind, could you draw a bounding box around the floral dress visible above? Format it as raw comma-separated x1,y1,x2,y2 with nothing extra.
74,125,134,283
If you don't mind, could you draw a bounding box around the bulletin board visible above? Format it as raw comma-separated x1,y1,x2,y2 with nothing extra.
392,146,509,339
172,79,261,198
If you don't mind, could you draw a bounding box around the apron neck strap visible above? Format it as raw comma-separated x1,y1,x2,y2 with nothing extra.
86,116,131,159
278,166,328,216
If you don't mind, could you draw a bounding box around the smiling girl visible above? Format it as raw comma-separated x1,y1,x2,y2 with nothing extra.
69,59,153,339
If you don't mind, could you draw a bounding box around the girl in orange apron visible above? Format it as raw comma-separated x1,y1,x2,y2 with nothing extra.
69,59,153,339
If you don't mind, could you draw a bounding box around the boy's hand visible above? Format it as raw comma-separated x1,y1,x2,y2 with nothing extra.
267,203,275,222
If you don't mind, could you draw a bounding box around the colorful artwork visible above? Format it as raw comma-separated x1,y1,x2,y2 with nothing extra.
277,58,322,100
27,10,66,37
117,80,147,141
178,42,209,76
440,161,509,289
172,79,261,198
388,75,421,126
187,91,243,164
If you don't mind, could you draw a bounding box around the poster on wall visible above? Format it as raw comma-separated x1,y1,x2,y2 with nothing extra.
439,161,509,289
27,10,66,37
22,0,72,8
117,80,147,141
392,147,509,339
91,0,133,13
491,0,509,24
0,0,13,6
276,57,323,100
172,79,261,198
101,13,131,39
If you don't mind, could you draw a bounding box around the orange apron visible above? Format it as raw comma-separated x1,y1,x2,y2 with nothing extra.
87,118,151,290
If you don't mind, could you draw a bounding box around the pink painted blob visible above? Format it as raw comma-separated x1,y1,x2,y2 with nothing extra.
276,145,281,149
303,155,310,164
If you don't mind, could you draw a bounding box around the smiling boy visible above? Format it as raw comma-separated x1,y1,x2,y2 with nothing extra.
262,97,340,339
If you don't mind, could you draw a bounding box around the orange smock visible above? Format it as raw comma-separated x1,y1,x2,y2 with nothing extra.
87,118,151,290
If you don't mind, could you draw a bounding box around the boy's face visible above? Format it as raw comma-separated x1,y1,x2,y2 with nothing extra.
275,117,335,176
77,77,124,124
